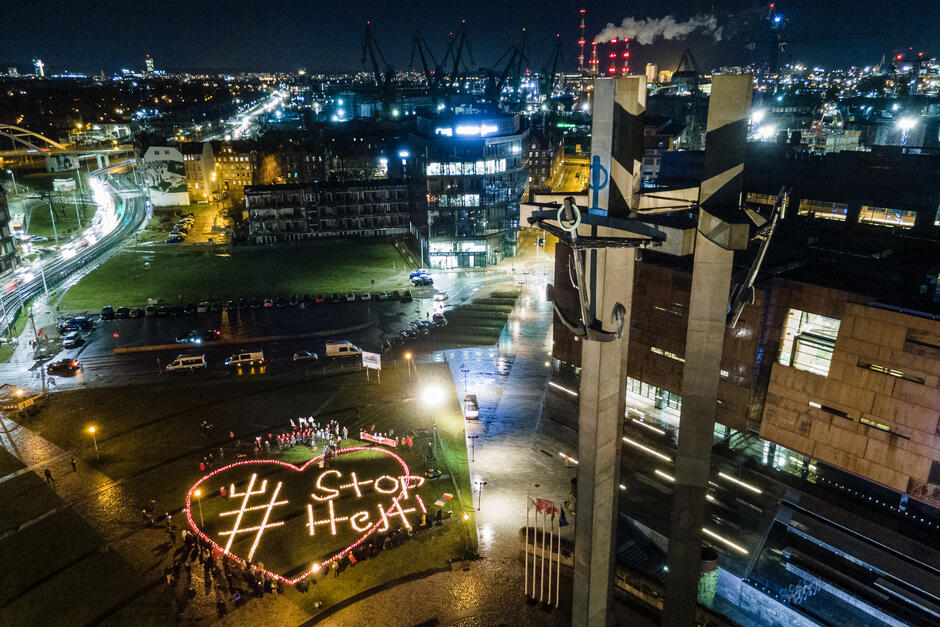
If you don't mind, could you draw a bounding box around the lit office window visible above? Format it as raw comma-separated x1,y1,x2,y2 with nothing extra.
798,199,847,221
745,193,776,207
778,309,841,376
858,206,916,229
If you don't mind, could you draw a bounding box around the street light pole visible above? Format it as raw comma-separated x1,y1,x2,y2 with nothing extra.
475,480,487,511
468,434,479,462
6,170,17,195
71,190,82,230
460,366,470,397
88,426,99,460
194,489,204,527
45,195,58,243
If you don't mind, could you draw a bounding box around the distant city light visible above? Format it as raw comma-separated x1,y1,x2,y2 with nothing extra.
896,117,917,131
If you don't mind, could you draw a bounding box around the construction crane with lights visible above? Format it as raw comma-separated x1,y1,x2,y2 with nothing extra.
481,30,530,107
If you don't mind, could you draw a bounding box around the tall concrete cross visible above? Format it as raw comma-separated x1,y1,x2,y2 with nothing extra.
571,75,646,627
662,74,753,626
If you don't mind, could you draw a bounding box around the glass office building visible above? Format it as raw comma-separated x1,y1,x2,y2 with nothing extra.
424,115,527,268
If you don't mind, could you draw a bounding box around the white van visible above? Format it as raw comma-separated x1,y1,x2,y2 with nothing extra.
325,340,361,357
224,350,264,367
166,354,207,373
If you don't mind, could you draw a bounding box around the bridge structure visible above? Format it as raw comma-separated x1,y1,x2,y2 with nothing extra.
0,124,133,164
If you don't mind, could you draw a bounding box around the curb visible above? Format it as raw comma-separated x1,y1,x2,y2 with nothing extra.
113,320,375,354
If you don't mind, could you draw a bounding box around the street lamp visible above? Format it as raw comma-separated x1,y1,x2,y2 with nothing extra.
312,563,322,607
193,489,204,527
5,170,17,195
475,480,487,511
460,366,470,397
88,426,99,460
421,384,444,456
403,351,414,380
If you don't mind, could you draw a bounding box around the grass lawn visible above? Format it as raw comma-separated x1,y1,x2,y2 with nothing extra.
59,241,415,310
27,197,97,240
0,303,30,363
1,365,472,623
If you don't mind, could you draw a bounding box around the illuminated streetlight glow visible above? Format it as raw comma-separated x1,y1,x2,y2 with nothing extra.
88,426,99,460
420,385,444,407
896,116,917,131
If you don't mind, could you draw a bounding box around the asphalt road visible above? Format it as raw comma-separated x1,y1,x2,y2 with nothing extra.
0,170,148,334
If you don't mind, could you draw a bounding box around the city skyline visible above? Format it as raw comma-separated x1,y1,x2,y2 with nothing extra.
1,0,937,74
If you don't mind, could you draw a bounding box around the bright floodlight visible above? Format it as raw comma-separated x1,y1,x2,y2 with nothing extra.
756,125,777,140
897,117,917,131
420,385,445,407
462,512,470,521
404,352,412,360
750,109,765,124
312,563,321,573
88,426,96,433
194,489,202,497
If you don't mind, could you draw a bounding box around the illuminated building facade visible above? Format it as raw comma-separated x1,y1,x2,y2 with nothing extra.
423,115,527,268
0,186,17,274
180,142,216,203
212,141,260,202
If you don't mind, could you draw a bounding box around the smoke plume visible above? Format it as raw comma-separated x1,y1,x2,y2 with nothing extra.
595,14,722,45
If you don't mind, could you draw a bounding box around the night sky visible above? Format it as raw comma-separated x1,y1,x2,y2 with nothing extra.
1,0,937,74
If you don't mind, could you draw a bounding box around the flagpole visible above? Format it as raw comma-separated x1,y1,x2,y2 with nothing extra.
524,496,529,597
547,505,554,605
555,506,562,608
532,505,537,595
540,501,547,603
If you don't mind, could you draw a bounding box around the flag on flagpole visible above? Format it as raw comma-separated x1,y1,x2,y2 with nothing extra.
559,507,569,527
536,498,556,515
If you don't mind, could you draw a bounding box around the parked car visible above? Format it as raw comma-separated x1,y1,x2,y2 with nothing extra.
58,317,93,332
176,329,221,344
100,306,115,320
62,331,83,349
238,298,249,310
165,236,184,244
409,269,431,279
224,350,264,368
292,351,319,363
411,321,431,335
401,290,413,303
345,293,356,302
391,290,401,301
412,276,433,286
157,306,169,316
289,294,299,307
197,301,210,313
360,293,372,301
263,298,274,308
377,291,389,301
432,313,448,326
324,340,361,357
166,354,207,373
210,301,222,312
115,307,130,319
464,394,480,420
145,305,157,317
170,305,185,316
399,328,418,340
314,294,325,304
47,359,81,375
225,300,236,311
129,308,144,318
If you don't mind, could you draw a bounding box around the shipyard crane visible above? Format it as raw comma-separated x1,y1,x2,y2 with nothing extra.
361,21,396,111
410,29,442,92
441,20,474,92
539,34,564,104
482,30,529,106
